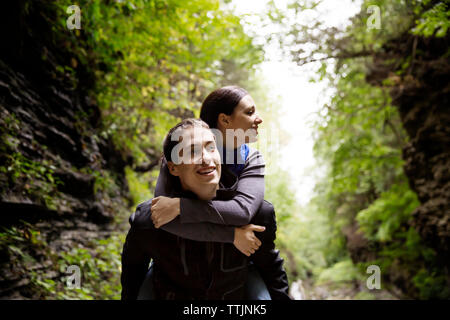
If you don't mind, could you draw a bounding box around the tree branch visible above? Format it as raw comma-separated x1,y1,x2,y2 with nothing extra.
133,157,161,172
294,50,373,66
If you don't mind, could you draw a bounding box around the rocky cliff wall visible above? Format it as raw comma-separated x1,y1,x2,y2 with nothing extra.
369,33,449,267
0,1,131,298
366,33,450,294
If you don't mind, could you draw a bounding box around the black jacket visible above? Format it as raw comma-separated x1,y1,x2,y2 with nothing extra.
121,199,249,300
121,167,291,300
249,200,291,300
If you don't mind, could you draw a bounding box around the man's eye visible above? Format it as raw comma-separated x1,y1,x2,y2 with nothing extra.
206,143,216,152
191,147,201,156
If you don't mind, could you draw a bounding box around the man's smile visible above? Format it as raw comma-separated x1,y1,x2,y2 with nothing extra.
196,166,217,176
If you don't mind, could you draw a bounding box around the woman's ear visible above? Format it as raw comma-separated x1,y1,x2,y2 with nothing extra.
218,113,230,129
167,161,180,176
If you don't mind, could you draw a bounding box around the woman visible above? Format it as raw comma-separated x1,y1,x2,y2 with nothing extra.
144,86,290,300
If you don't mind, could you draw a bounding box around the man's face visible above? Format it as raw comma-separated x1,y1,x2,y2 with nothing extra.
167,127,221,200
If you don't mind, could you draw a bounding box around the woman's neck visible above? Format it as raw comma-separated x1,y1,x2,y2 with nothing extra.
220,136,237,150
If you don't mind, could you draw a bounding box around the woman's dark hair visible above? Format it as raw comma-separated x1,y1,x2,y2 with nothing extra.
200,86,248,128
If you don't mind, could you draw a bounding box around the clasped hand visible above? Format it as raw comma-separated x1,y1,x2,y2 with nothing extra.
150,196,180,228
233,224,265,257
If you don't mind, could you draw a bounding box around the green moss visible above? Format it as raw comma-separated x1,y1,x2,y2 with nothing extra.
412,269,450,300
1,111,63,208
1,222,127,300
317,259,363,285
55,234,126,300
1,151,63,208
125,166,154,208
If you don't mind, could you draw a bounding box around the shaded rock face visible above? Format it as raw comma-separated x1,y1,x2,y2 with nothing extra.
367,34,450,270
0,1,130,298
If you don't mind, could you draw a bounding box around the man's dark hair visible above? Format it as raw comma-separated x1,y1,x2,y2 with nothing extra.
200,86,248,128
160,118,210,196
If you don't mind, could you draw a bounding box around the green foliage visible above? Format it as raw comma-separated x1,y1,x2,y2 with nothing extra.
56,234,125,300
412,2,450,37
317,259,362,285
51,0,263,166
264,168,305,281
308,0,448,298
90,169,120,197
125,166,154,208
356,182,419,242
2,153,62,208
7,0,448,300
0,111,64,209
412,268,450,299
0,221,126,300
268,0,449,298
0,222,58,299
265,169,297,224
2,0,266,300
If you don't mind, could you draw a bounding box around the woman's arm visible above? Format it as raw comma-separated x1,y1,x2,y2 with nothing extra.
154,149,265,227
178,148,265,226
133,199,262,255
161,218,264,256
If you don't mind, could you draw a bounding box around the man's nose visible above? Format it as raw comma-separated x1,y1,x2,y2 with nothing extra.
201,148,213,164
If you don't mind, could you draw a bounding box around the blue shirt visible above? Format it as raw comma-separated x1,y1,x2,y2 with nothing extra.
222,144,249,176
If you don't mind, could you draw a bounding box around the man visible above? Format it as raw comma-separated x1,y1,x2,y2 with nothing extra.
121,118,266,299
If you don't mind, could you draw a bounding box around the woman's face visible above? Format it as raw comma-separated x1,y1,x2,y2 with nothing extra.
219,95,263,146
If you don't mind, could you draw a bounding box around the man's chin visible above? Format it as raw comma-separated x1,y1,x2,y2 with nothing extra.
197,191,216,201
196,183,219,200
201,176,220,186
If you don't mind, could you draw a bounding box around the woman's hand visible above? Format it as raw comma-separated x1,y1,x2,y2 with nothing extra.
233,224,265,256
150,196,180,228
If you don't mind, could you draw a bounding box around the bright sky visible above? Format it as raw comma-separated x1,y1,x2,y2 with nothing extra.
230,0,361,206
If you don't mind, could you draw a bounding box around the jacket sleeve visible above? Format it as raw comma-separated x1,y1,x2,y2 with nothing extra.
153,159,236,243
161,217,235,243
249,200,292,300
178,149,265,226
121,208,155,300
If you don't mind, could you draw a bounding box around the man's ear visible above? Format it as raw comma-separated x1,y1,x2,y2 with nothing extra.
167,161,180,176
